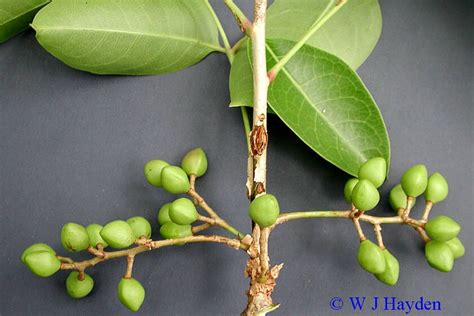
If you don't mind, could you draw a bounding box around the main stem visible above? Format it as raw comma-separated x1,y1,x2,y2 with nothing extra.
243,1,277,315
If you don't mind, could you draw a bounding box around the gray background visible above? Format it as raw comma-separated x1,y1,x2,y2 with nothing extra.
0,0,472,315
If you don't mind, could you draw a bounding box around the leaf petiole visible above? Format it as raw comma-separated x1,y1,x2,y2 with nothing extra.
204,0,233,62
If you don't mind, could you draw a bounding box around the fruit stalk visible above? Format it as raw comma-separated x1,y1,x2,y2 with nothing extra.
59,234,249,272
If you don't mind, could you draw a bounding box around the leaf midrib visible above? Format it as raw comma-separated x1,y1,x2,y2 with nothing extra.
33,26,223,52
265,43,367,162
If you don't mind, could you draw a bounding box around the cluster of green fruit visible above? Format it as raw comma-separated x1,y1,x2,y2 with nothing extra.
21,217,151,311
144,148,208,240
389,164,464,272
346,159,464,284
144,147,207,193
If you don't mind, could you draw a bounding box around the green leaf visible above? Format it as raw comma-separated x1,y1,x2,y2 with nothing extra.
264,39,389,176
266,0,382,70
31,0,222,75
0,0,50,44
229,41,253,107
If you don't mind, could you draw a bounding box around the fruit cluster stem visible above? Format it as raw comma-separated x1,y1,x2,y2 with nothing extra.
59,235,249,273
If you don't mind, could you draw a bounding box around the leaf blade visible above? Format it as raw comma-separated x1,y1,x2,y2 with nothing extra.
0,0,50,43
263,39,390,175
266,0,382,69
31,0,222,75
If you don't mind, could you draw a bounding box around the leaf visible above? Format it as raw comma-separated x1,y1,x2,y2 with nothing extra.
229,0,382,107
262,39,390,176
266,0,382,70
31,0,222,75
229,41,253,107
0,0,50,43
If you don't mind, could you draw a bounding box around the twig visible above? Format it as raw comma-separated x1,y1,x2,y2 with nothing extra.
259,227,270,276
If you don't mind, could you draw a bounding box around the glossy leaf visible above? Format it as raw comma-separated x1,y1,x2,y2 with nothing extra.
229,41,254,107
263,39,389,175
266,0,382,69
31,0,222,75
0,0,49,43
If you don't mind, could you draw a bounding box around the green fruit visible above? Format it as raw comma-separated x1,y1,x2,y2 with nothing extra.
357,240,386,274
144,160,169,187
351,180,380,211
118,278,145,312
181,147,208,177
425,215,461,242
374,249,399,286
344,178,359,203
161,166,190,194
24,251,61,277
169,198,198,225
445,237,465,259
61,223,90,252
159,222,192,239
21,243,55,264
425,172,449,204
389,184,414,211
358,157,387,188
127,217,152,239
158,203,172,225
248,194,280,228
100,220,136,249
425,240,454,272
401,164,428,197
66,271,94,299
86,224,108,248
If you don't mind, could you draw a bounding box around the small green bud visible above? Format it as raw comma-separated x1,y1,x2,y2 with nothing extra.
401,164,428,197
86,224,108,248
248,194,280,228
127,216,152,239
181,147,208,177
161,166,190,194
358,157,387,188
425,172,449,204
157,203,172,225
425,240,454,272
159,222,193,240
169,198,198,225
374,249,399,286
357,240,386,274
144,160,169,187
24,251,61,277
21,243,55,264
425,215,461,242
118,278,145,312
351,180,380,211
344,178,359,203
100,220,135,249
61,223,90,252
445,237,465,259
389,184,416,211
66,271,94,299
